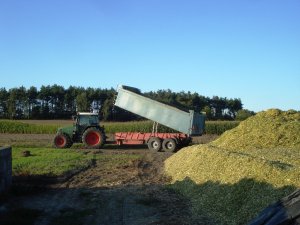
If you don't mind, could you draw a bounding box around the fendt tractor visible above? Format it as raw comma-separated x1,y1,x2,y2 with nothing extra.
53,85,205,152
53,112,106,149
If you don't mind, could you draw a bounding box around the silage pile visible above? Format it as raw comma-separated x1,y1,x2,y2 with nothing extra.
164,109,300,225
212,109,300,150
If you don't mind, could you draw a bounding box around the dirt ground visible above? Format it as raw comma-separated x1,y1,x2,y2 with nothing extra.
0,134,54,147
0,134,217,225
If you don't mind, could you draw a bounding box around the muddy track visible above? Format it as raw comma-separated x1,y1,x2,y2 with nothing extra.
1,150,201,225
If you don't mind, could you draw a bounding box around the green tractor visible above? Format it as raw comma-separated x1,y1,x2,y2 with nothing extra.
53,112,106,149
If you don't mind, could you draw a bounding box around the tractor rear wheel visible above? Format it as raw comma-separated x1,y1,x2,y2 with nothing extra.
54,133,73,148
82,128,105,149
147,137,162,152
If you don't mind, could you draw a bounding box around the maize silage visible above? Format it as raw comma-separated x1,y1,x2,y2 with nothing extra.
164,109,300,225
212,109,300,150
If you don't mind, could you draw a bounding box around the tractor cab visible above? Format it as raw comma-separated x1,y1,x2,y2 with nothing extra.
73,112,100,137
74,112,99,126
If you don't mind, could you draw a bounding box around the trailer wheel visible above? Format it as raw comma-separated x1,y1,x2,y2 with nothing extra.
82,128,105,149
162,138,177,152
54,133,72,148
147,137,162,152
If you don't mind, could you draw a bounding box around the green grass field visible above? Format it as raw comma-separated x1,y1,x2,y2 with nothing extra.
12,147,141,177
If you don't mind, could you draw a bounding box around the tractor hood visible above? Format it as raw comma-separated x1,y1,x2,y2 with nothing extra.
57,125,74,136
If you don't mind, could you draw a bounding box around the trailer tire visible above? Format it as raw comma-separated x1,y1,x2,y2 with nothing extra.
82,128,105,149
162,138,177,152
147,137,162,152
54,133,72,148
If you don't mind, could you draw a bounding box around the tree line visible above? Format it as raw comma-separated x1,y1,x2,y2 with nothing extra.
0,85,248,121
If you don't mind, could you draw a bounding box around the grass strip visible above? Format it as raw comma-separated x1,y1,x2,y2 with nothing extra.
12,147,141,177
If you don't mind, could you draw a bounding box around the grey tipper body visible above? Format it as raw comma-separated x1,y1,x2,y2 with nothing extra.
115,85,205,136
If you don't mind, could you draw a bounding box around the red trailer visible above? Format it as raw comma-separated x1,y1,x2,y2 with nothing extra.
113,132,191,152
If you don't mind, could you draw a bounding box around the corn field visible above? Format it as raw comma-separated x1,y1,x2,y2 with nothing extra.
0,120,239,135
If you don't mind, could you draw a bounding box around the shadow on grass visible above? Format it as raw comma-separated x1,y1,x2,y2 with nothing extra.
169,177,297,225
0,183,196,225
4,177,295,225
0,207,42,225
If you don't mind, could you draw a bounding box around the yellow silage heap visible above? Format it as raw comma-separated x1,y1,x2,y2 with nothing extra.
165,109,300,225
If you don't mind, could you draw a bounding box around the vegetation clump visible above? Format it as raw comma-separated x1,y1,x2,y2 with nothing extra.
164,109,300,225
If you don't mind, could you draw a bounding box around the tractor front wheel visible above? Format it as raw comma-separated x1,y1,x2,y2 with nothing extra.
54,133,73,148
82,128,105,149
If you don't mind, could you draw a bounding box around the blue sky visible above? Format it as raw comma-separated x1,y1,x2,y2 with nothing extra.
0,0,299,112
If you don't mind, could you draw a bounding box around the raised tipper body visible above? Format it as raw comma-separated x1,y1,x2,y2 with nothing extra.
114,85,205,136
112,85,205,152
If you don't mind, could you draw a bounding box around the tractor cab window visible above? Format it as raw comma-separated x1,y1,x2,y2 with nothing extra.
78,115,99,126
78,116,89,126
89,116,99,125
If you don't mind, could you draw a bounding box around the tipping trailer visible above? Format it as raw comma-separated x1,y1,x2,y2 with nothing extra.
113,85,205,152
